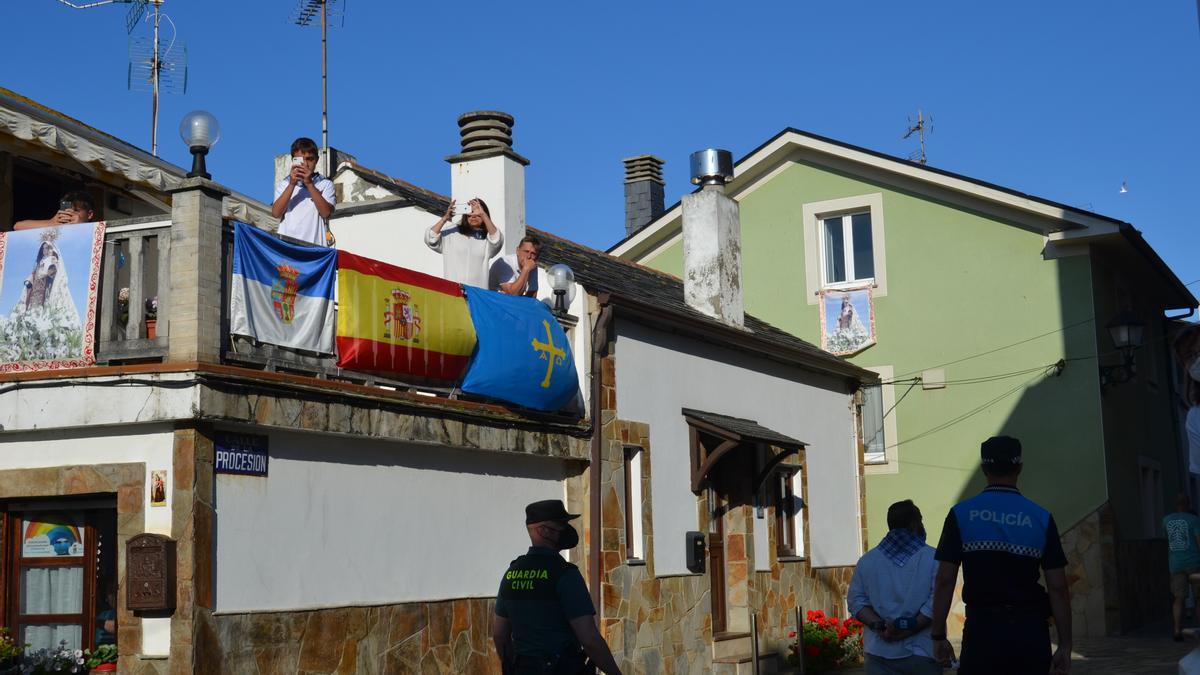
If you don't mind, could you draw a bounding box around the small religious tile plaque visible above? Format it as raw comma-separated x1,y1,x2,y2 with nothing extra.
214,432,269,477
127,533,176,612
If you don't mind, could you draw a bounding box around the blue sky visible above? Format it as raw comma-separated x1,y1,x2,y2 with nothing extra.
5,1,1199,293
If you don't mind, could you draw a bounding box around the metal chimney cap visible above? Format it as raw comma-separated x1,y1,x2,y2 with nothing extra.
689,149,734,186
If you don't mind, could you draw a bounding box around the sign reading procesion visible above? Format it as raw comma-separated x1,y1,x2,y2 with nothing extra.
215,432,269,477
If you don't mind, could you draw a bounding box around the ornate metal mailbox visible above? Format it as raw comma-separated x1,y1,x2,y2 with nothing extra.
126,533,176,612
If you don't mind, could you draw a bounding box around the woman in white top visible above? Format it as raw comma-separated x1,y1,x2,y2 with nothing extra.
1175,325,1200,475
425,197,502,288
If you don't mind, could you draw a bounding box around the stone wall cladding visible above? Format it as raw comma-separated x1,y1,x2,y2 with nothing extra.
195,598,502,674
1059,502,1118,636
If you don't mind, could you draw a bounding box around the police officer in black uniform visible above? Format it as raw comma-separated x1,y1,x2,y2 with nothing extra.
929,436,1072,674
492,500,624,675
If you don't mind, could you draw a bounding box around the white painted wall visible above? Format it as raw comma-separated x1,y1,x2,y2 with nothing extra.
214,430,573,612
0,426,177,655
613,319,861,573
0,373,197,432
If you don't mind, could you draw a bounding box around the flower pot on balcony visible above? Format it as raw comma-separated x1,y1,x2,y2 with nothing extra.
146,319,157,340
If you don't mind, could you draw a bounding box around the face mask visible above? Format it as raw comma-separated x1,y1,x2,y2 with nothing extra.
544,524,580,551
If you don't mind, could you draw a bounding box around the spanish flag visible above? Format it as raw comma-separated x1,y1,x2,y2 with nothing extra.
336,251,476,380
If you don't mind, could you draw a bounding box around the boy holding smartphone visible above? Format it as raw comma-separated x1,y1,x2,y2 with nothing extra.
271,137,336,246
13,191,95,230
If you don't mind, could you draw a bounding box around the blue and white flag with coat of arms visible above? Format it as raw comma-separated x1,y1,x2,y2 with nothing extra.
230,221,337,353
460,286,579,412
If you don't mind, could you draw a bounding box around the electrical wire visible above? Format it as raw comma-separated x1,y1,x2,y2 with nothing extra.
882,366,1053,452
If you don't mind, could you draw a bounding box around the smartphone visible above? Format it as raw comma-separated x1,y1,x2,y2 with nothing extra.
291,156,304,167
59,199,73,212
453,200,473,217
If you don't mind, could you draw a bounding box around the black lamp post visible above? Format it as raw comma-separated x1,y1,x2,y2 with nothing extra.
1100,310,1146,387
179,110,220,180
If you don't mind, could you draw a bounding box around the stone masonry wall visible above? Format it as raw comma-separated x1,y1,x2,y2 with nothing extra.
1059,502,1118,636
194,598,502,674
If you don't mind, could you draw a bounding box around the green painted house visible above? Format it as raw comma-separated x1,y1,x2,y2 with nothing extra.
611,129,1196,635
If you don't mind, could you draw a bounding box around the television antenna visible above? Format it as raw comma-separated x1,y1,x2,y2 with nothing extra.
289,0,347,176
903,109,932,165
128,1,187,156
55,0,186,156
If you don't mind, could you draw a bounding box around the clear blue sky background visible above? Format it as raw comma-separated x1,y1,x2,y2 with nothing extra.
5,1,1199,292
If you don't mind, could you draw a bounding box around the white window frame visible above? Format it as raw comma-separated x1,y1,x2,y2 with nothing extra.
861,365,901,475
624,445,645,561
803,193,888,305
819,211,875,289
790,468,806,559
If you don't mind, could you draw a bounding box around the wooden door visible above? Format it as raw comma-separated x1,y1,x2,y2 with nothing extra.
708,488,727,634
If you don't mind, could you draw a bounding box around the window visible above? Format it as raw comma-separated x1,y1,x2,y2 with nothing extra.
861,384,887,465
2,504,118,654
775,467,804,558
1139,458,1163,538
802,193,888,304
623,445,644,561
821,212,874,286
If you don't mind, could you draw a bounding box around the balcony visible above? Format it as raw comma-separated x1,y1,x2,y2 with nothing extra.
5,188,584,424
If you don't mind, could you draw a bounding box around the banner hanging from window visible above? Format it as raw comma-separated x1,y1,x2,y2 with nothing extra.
0,222,104,372
819,284,876,356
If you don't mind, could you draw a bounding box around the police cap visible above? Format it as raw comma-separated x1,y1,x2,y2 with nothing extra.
525,499,581,525
981,435,1022,466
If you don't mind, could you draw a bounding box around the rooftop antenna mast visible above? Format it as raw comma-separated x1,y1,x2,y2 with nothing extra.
903,109,932,165
290,0,347,176
57,0,186,156
128,0,187,156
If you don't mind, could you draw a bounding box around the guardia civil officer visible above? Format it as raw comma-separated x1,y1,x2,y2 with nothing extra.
929,436,1072,675
492,500,624,675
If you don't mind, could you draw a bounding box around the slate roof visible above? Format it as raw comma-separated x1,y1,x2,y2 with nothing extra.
682,408,806,448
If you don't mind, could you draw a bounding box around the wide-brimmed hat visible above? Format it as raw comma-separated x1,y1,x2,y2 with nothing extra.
525,499,580,524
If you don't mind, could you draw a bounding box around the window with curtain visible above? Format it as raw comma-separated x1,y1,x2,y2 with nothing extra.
3,506,118,655
821,211,874,286
862,385,887,464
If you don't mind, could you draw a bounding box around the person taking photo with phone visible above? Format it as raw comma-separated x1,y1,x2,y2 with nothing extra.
14,191,95,230
271,137,336,246
426,196,502,288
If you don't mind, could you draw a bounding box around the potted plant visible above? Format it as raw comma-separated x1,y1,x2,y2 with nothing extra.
0,628,23,674
84,644,117,672
144,296,158,339
785,610,864,672
116,287,130,332
18,640,85,674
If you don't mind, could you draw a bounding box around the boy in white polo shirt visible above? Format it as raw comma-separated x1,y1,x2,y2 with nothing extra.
271,137,336,246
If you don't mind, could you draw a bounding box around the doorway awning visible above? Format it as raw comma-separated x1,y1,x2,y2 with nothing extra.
683,408,807,493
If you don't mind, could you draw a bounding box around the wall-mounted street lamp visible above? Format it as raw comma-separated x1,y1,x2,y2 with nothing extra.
547,264,576,316
1100,310,1146,387
179,110,220,179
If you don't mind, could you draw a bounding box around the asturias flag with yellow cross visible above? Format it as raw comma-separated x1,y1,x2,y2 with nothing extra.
336,250,477,380
460,286,579,412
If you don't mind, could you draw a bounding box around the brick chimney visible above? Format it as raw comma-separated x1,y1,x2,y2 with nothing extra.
682,149,743,329
445,111,529,256
622,155,665,237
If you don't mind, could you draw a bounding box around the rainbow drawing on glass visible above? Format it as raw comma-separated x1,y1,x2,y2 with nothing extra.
22,514,85,557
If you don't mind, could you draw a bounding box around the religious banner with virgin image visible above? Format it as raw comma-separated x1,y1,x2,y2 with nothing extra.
0,222,105,372
819,284,876,356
